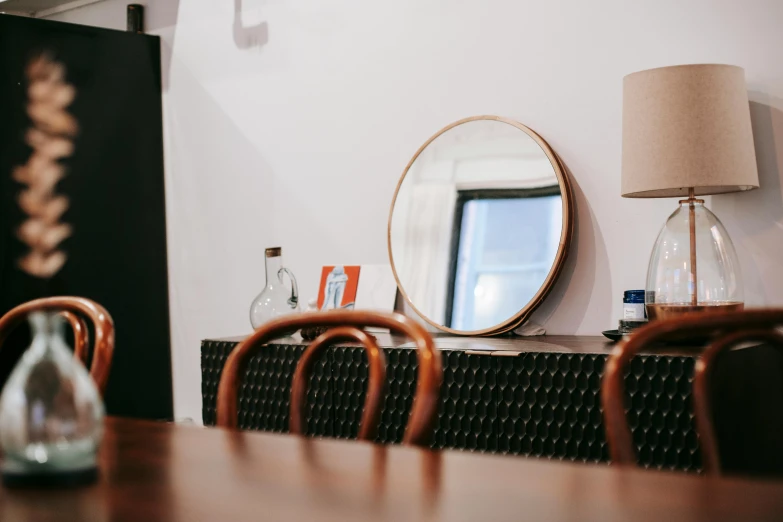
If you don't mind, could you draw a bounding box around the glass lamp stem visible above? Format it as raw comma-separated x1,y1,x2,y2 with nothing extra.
688,187,697,306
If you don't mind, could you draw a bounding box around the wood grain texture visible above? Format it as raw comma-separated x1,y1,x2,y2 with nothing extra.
2,417,782,522
0,297,114,395
217,310,441,446
290,327,386,441
602,309,783,473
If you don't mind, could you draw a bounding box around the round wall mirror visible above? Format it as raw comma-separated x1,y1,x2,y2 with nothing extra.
388,115,573,336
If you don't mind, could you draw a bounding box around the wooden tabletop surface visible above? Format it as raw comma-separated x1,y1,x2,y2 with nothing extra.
1,417,782,521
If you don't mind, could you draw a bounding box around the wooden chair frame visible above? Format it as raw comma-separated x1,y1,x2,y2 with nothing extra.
0,297,115,395
217,311,442,447
693,326,783,474
60,310,90,364
602,309,783,473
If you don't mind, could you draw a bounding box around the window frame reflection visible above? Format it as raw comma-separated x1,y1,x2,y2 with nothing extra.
446,186,562,330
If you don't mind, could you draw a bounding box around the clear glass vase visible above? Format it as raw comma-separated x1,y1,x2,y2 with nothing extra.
645,200,743,321
0,311,104,487
249,247,300,329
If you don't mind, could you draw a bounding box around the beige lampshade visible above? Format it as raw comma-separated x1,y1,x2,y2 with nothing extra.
622,64,759,198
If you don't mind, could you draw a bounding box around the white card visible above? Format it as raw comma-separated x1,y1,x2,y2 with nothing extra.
355,264,398,313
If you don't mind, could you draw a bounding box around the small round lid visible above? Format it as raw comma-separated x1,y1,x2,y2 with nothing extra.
623,290,646,302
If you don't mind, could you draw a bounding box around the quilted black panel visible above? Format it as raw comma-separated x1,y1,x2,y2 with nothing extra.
332,346,370,440
201,341,330,436
201,340,699,471
433,350,496,452
495,353,699,471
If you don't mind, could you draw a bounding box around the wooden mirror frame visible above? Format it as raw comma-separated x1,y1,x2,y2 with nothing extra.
387,115,574,336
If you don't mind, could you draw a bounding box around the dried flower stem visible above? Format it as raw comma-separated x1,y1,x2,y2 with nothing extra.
15,55,78,278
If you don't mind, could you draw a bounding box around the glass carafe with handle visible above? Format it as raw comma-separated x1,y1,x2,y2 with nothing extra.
249,247,300,329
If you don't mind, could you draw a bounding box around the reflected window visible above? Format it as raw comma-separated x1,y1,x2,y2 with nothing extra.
447,188,562,330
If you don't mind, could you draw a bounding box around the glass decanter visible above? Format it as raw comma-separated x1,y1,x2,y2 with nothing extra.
0,311,104,487
645,199,743,321
249,247,300,329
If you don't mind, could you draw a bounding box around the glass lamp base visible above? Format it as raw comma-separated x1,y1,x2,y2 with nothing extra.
646,302,744,321
645,198,744,321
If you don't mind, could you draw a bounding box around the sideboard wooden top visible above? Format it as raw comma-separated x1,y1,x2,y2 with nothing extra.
203,334,701,357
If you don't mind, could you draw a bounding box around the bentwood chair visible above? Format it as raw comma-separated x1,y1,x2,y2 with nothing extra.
602,309,783,476
216,310,442,447
0,297,115,396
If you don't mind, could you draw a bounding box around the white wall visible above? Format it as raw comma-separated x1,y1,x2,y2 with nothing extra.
47,0,783,423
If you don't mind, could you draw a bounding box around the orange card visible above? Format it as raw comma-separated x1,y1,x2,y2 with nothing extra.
317,266,361,310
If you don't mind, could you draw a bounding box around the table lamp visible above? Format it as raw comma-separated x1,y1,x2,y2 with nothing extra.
622,64,759,320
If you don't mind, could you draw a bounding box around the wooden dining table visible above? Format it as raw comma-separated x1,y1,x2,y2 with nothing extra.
0,417,782,521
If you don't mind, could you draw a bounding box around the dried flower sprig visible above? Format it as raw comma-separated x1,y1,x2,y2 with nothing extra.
14,54,78,278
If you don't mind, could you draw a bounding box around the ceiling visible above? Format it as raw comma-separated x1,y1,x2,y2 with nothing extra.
0,0,102,16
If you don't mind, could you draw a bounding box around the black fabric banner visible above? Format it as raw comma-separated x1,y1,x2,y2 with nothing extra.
0,14,172,420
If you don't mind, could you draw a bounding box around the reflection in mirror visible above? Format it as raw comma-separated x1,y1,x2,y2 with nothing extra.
389,118,566,334
448,188,562,330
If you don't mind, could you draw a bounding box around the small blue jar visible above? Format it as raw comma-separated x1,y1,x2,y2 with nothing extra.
623,290,647,320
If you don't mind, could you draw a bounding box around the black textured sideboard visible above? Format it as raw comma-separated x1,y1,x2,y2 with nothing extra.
201,334,719,472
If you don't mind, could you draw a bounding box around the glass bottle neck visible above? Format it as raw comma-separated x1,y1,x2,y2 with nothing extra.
28,312,65,356
265,255,282,281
